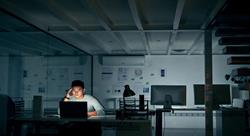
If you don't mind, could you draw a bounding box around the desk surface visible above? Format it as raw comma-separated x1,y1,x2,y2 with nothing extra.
12,115,151,124
10,115,152,136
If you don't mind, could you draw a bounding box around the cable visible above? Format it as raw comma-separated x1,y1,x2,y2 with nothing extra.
163,112,165,136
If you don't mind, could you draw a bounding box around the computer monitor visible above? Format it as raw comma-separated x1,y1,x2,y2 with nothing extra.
151,85,186,107
194,84,231,105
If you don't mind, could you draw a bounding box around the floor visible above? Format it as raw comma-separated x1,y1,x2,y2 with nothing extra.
159,128,205,136
102,128,205,136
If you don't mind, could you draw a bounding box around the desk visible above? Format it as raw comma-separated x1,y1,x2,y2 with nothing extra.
9,115,151,136
155,108,205,136
215,108,246,136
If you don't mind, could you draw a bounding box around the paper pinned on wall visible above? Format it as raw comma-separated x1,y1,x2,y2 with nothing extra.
73,72,84,80
134,68,143,77
112,84,123,96
101,67,113,80
143,87,149,93
118,67,128,81
48,68,69,95
131,83,144,95
160,68,167,77
72,67,85,80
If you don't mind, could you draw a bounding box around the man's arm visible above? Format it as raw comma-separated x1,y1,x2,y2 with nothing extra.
90,96,105,116
88,111,97,116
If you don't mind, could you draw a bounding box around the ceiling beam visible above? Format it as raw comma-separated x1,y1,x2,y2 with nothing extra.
0,33,57,54
128,0,150,55
167,30,177,55
86,33,113,53
187,32,203,55
0,24,66,54
0,18,65,54
168,0,186,55
140,32,151,55
34,34,82,55
113,32,131,53
128,0,143,30
192,0,227,54
0,46,21,55
173,0,186,30
0,1,91,55
39,0,111,54
0,0,48,30
81,0,113,31
81,0,131,54
15,29,203,33
0,37,42,55
201,0,227,29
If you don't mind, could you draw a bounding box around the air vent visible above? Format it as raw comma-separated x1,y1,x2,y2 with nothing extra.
102,56,145,66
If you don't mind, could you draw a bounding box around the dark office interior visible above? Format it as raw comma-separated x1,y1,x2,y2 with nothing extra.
0,0,250,136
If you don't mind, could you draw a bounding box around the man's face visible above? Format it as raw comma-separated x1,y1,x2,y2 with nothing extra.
72,86,84,99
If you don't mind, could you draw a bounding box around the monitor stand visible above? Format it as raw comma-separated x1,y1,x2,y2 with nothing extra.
163,104,172,109
163,95,172,109
214,104,220,110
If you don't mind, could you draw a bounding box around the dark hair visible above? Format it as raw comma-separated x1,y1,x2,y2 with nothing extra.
71,80,84,88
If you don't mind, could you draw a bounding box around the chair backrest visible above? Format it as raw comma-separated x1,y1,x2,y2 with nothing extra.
119,97,136,110
0,94,15,136
118,97,149,119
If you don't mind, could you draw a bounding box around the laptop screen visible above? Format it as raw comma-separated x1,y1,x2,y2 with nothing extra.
59,101,87,118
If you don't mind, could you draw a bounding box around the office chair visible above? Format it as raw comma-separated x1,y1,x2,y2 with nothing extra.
0,94,15,136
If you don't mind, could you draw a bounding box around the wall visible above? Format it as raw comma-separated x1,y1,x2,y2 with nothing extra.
0,55,92,109
22,56,92,109
0,56,9,95
8,56,23,97
93,55,245,108
93,55,249,128
0,56,23,97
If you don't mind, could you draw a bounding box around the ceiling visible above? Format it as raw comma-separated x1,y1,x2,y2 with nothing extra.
0,0,248,56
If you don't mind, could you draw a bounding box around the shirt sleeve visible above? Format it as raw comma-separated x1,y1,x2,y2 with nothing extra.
90,96,105,116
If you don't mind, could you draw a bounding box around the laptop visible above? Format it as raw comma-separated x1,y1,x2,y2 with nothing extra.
59,101,88,119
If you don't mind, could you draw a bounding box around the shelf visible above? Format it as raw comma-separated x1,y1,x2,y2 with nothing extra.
223,46,250,54
231,67,250,76
219,37,250,45
227,56,250,64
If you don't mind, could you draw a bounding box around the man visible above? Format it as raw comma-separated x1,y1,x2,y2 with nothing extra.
59,80,104,136
63,80,105,116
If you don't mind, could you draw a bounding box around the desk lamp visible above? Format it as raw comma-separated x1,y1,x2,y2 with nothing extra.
123,85,136,98
123,85,135,109
121,85,135,119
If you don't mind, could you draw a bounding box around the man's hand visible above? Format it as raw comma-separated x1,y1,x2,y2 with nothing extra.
64,88,72,101
88,111,97,117
66,88,72,98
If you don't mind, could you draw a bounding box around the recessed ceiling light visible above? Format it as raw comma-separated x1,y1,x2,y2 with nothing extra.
172,49,186,52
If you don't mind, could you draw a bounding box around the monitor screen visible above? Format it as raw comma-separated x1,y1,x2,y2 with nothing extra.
151,85,186,105
194,84,231,105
